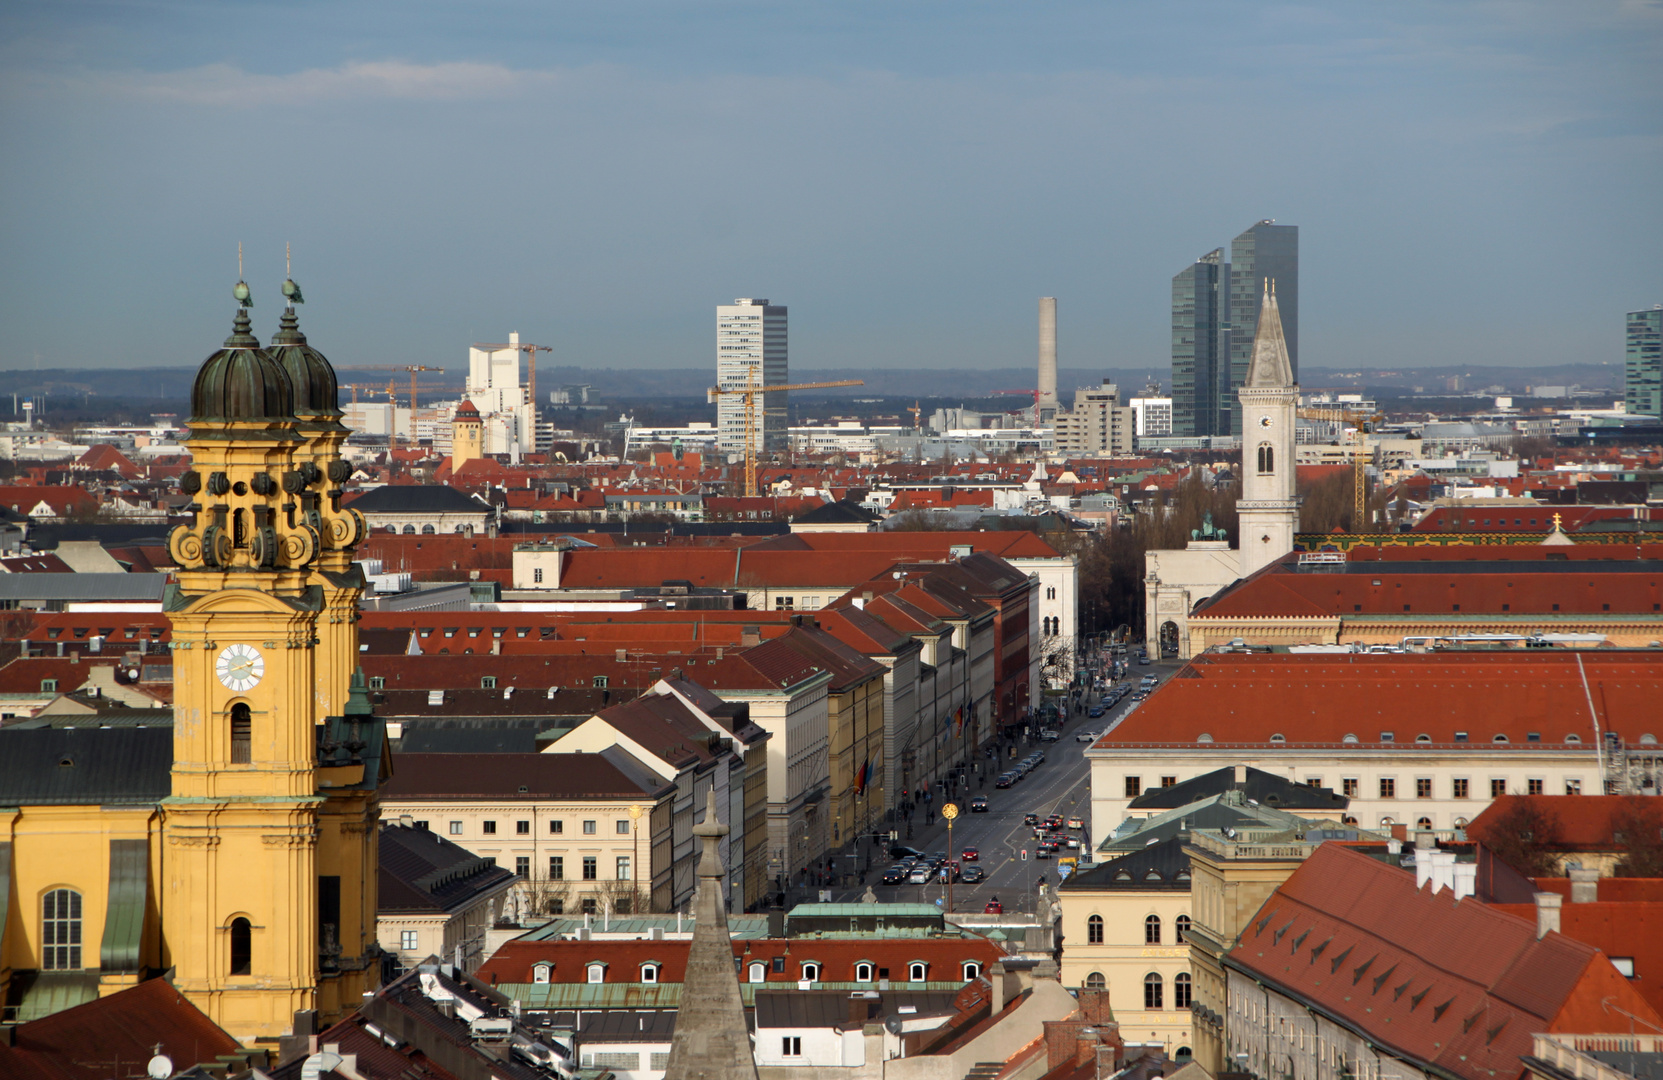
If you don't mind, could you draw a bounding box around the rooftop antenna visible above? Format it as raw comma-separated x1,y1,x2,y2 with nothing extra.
233,242,252,308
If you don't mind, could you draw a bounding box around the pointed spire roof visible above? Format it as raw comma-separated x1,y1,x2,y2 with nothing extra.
1245,280,1294,389
663,790,759,1080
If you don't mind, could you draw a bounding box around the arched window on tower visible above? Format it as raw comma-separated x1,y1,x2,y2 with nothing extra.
1257,443,1275,475
230,703,252,764
229,917,252,975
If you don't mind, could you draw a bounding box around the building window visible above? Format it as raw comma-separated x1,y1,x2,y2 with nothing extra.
616,856,631,881
750,962,767,983
1162,776,1177,788
1085,971,1106,989
909,962,927,982
1453,778,1469,799
1124,776,1142,798
963,961,981,981
1491,778,1508,798
401,930,419,951
1416,777,1433,799
1566,779,1582,795
855,962,874,982
1343,778,1359,798
1174,972,1192,1009
1144,973,1164,1010
1088,915,1104,943
773,957,785,973
1047,586,1056,600
482,820,497,835
617,820,631,835
449,821,463,835
230,703,252,764
515,857,530,878
583,856,598,880
549,820,564,835
40,678,57,693
782,1037,802,1057
1257,443,1275,475
1528,778,1545,795
229,917,251,976
1417,817,1433,831
533,567,544,583
580,897,597,915
42,889,82,970
481,676,497,689
774,596,795,610
1306,777,1323,789
583,820,597,835
1379,778,1396,799
587,964,605,984
641,963,659,983
549,856,564,880
1176,915,1190,943
1145,915,1161,945
533,963,551,984
1612,957,1636,978
516,820,531,835
368,676,385,690
801,962,820,982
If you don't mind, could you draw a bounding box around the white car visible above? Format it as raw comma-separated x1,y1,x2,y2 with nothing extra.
1076,730,1101,743
908,867,932,884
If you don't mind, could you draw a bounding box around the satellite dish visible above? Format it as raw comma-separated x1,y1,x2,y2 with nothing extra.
885,1016,903,1035
147,1053,174,1080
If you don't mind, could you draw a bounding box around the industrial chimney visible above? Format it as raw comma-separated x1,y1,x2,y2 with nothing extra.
1037,297,1058,410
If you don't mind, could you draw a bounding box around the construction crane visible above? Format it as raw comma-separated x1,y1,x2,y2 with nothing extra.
707,378,865,496
340,384,398,458
341,365,445,414
993,389,1042,427
1296,406,1384,530
907,402,923,431
472,341,553,406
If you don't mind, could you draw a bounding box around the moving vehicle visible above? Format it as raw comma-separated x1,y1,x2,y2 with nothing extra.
889,844,926,860
1087,707,1104,719
960,865,986,884
1023,813,1040,826
908,866,933,884
984,898,1004,914
881,865,907,885
1067,817,1084,830
1039,730,1060,742
995,773,1015,788
1076,730,1100,742
961,846,980,862
970,795,989,812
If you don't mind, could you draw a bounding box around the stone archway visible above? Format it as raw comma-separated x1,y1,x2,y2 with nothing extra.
1159,621,1179,658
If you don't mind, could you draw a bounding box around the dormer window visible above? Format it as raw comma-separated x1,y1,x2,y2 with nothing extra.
908,962,927,983
586,963,606,984
749,962,766,983
962,961,981,981
800,962,820,982
640,963,660,984
533,963,551,984
855,962,874,982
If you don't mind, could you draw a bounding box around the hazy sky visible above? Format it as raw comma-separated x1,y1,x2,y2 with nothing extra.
1,1,1659,377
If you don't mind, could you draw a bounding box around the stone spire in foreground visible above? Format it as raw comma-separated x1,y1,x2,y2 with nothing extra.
664,790,759,1080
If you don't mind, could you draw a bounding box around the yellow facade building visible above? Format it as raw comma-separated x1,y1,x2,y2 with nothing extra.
0,281,387,1045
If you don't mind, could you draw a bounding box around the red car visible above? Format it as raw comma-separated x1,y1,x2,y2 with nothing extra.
984,899,1004,914
961,846,979,862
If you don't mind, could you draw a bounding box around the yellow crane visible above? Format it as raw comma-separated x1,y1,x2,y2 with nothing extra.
343,365,445,413
707,378,865,496
472,341,553,406
1296,406,1384,530
907,401,923,431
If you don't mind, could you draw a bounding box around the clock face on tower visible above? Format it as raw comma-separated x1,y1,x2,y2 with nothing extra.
1258,415,1272,428
216,643,265,693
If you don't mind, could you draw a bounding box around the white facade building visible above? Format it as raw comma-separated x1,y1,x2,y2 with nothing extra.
467,332,537,459
716,298,788,455
1129,396,1173,439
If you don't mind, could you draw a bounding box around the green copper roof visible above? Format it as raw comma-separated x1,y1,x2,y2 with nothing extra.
189,308,295,423
267,303,341,419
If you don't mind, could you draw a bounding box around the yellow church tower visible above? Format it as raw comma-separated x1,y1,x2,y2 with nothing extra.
450,398,483,471
163,278,380,1044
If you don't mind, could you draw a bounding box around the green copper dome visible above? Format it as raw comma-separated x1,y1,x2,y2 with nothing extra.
268,305,341,418
190,308,295,423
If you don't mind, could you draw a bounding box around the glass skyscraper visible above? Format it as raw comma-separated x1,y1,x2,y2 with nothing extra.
1627,306,1663,419
1227,221,1299,435
1171,249,1225,438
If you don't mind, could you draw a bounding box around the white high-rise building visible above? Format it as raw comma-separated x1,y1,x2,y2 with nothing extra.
466,332,536,459
715,299,788,455
1129,396,1173,439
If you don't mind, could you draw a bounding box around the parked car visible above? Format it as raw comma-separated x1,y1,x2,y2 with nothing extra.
961,846,980,862
1087,707,1104,719
960,865,986,884
1039,730,1060,742
995,773,1015,788
970,795,989,812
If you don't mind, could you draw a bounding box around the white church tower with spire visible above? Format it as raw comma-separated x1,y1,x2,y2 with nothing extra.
1235,281,1300,577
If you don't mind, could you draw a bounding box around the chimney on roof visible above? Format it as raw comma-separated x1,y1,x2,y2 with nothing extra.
616,648,628,662
741,626,761,647
989,961,1008,1014
1233,764,1247,786
1535,892,1562,938
1568,867,1599,904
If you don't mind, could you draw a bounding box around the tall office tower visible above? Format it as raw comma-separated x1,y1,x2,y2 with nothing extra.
466,331,537,458
1038,297,1059,409
1171,249,1225,437
716,298,788,454
1627,306,1663,418
1228,221,1299,435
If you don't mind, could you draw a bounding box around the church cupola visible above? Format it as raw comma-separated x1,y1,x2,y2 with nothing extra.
190,302,296,424
267,288,342,422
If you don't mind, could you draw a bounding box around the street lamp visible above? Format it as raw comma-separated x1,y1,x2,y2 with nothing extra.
942,802,959,913
629,804,642,915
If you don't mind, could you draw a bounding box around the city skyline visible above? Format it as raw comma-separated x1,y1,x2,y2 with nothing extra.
0,2,1658,373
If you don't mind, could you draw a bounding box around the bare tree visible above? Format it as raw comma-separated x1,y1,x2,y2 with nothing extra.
1470,797,1564,877
517,875,573,918
1612,797,1663,878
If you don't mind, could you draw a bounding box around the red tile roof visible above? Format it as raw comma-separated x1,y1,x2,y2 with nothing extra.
0,977,242,1080
1468,795,1648,850
1228,844,1660,1080
478,935,1007,987
1492,888,1663,1015
1097,652,1663,748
